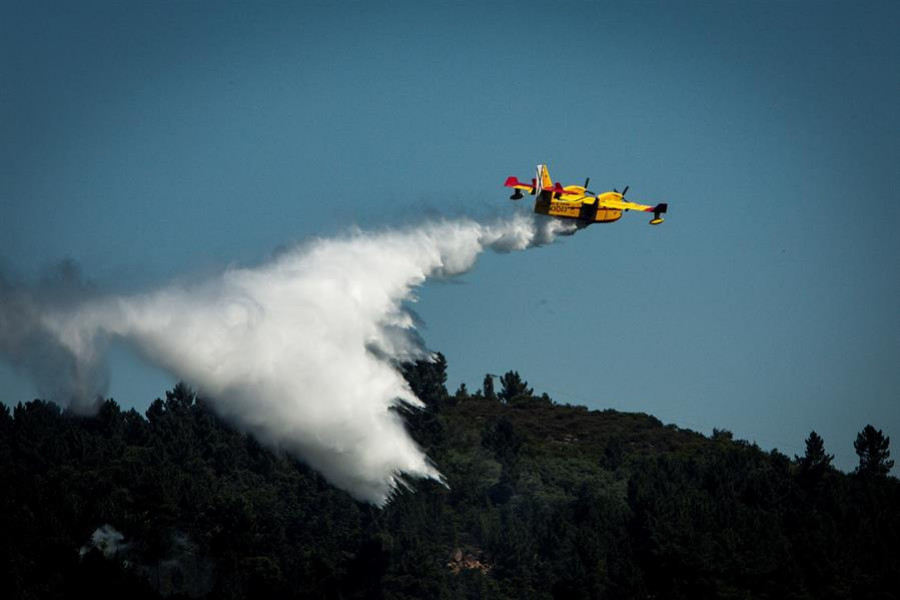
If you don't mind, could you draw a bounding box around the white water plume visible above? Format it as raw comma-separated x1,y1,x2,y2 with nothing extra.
3,213,577,504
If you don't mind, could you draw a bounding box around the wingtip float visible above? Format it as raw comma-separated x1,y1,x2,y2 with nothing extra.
505,164,668,227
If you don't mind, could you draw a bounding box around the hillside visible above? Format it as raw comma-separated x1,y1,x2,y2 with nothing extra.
1,356,897,599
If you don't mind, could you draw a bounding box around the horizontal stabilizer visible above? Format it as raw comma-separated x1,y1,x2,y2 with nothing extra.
504,176,535,190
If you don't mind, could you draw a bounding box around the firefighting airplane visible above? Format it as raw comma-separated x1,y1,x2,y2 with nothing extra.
504,164,667,226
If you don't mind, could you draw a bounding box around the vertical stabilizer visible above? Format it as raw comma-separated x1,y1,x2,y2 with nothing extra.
537,164,553,190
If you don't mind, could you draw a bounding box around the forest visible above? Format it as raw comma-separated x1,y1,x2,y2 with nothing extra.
1,353,897,599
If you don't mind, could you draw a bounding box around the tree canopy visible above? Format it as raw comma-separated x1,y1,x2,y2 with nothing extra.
498,370,533,403
854,424,895,477
797,430,834,477
2,356,898,599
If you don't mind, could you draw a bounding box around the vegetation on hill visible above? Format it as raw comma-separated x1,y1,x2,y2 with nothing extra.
2,354,897,599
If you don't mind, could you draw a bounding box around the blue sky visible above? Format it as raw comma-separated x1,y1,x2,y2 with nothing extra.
2,0,898,472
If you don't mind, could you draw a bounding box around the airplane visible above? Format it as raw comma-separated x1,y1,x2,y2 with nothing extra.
504,164,667,226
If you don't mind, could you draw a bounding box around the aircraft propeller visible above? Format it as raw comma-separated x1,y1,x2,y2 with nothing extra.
613,185,631,211
583,177,594,196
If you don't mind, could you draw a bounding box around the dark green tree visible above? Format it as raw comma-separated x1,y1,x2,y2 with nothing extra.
711,428,733,441
0,403,12,434
854,424,894,477
165,381,195,411
498,371,532,403
482,417,523,462
402,352,448,406
482,374,496,400
796,430,833,475
5,358,900,599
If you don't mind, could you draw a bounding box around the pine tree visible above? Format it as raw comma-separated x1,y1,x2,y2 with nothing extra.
498,371,532,403
483,374,496,400
402,353,448,406
854,425,894,477
796,430,833,475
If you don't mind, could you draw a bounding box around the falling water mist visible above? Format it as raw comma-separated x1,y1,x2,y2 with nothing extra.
0,213,577,504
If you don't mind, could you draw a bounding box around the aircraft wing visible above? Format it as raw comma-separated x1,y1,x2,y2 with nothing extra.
597,197,655,212
597,199,668,212
597,197,669,224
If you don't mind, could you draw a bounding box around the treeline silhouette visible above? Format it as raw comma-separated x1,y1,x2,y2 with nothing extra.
1,354,897,599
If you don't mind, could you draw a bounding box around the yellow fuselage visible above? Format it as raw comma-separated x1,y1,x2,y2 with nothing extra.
535,186,624,223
